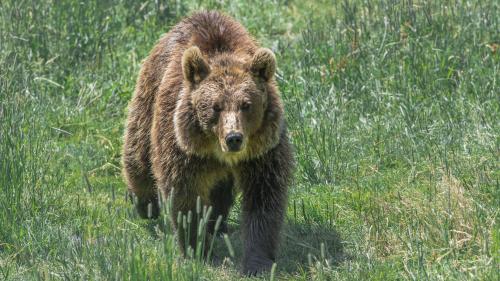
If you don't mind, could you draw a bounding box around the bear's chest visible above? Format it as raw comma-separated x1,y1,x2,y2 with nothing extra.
192,162,234,204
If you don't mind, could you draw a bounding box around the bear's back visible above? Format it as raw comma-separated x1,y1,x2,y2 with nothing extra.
177,11,258,56
138,11,258,93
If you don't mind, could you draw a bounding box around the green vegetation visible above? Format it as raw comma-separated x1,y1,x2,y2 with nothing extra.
1,0,498,280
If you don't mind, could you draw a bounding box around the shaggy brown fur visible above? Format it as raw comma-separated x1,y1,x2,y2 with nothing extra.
122,11,294,275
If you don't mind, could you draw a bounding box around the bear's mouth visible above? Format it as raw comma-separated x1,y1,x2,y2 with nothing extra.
219,140,246,154
215,141,248,166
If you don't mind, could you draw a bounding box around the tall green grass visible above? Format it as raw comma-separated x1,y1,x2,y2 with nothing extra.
1,0,498,280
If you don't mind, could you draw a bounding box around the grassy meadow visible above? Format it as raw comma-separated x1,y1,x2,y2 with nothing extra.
0,0,498,280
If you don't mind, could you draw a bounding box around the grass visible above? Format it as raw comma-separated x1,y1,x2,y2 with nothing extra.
0,0,498,280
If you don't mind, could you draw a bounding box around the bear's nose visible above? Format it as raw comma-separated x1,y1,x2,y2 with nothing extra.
225,132,243,152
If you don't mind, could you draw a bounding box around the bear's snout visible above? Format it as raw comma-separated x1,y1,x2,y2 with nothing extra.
225,132,243,152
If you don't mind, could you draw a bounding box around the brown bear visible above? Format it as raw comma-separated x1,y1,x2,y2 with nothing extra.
122,11,294,275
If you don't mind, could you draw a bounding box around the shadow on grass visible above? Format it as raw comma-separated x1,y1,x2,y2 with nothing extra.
210,220,346,275
278,222,346,273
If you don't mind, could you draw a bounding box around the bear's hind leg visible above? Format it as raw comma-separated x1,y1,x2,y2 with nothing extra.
122,146,159,219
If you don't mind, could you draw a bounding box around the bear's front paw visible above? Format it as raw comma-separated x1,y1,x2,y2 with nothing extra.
134,196,160,219
242,257,273,276
214,221,228,237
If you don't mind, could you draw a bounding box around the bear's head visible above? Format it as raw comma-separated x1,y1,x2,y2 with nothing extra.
174,46,284,165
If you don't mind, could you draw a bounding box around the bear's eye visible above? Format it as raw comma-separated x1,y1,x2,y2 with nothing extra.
241,102,251,111
213,104,222,112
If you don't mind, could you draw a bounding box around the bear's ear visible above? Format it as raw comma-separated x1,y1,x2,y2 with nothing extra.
250,48,276,82
182,46,210,85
